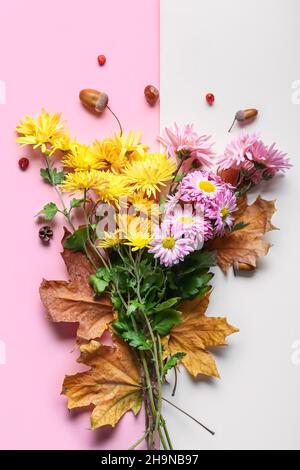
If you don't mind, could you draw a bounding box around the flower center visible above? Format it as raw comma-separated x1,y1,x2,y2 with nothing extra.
198,180,216,193
162,236,176,249
221,207,229,220
179,216,194,225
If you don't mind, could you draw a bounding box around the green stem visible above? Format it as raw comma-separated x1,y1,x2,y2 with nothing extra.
160,416,173,450
131,320,163,449
44,155,75,231
130,248,166,448
82,190,110,270
158,428,168,451
128,429,150,450
169,158,184,195
162,397,215,436
140,311,162,434
83,245,97,269
116,247,171,450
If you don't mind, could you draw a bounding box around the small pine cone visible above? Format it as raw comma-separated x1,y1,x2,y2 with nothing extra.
39,226,53,242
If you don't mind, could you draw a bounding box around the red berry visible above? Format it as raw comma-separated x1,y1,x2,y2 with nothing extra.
98,55,106,66
206,93,215,105
18,157,29,171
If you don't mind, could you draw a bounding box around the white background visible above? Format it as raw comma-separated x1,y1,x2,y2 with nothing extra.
161,0,300,450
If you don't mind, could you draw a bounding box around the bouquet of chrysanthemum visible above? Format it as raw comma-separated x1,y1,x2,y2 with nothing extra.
16,112,291,450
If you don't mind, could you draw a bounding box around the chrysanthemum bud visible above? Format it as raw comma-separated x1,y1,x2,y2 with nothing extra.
79,89,109,113
218,168,239,186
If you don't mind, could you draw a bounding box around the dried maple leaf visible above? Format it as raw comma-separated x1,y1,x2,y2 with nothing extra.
208,195,277,273
164,294,238,378
62,335,143,429
40,229,113,341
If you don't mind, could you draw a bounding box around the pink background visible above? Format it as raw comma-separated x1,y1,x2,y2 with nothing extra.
0,0,159,449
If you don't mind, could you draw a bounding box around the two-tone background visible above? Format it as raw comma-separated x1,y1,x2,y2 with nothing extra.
0,0,299,450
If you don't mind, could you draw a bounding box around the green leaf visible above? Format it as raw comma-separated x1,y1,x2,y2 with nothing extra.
153,298,180,313
179,251,216,273
232,221,250,232
64,226,89,252
197,285,212,298
113,321,128,333
95,267,111,282
111,294,122,312
113,319,152,351
90,267,111,295
40,168,65,186
40,168,52,184
110,267,130,293
122,331,152,351
39,202,58,221
127,300,141,317
166,251,215,300
70,198,85,209
141,271,164,293
152,309,182,336
163,353,186,373
179,271,214,299
90,275,109,295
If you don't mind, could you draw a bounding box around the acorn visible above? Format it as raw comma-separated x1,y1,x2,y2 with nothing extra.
79,89,109,113
144,85,160,106
233,262,256,276
228,108,258,132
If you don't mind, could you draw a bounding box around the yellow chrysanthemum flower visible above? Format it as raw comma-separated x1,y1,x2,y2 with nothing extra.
124,153,177,197
97,231,120,249
16,109,67,154
129,192,160,217
94,172,133,204
61,170,102,193
92,139,127,173
92,131,148,173
63,142,105,171
120,131,148,158
50,134,72,155
119,215,153,251
125,233,154,251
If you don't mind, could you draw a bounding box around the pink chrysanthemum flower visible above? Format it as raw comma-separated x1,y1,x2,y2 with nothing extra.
203,215,214,242
218,133,291,174
259,143,291,171
218,133,259,171
178,170,227,204
149,221,195,267
207,191,238,236
158,123,215,169
164,204,205,250
176,170,237,240
163,194,181,218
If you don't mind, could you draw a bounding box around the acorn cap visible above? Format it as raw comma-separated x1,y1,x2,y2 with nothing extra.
79,89,109,113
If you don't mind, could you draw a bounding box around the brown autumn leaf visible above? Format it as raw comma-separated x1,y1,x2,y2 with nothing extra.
40,229,113,341
164,294,238,378
208,195,277,273
62,335,143,429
